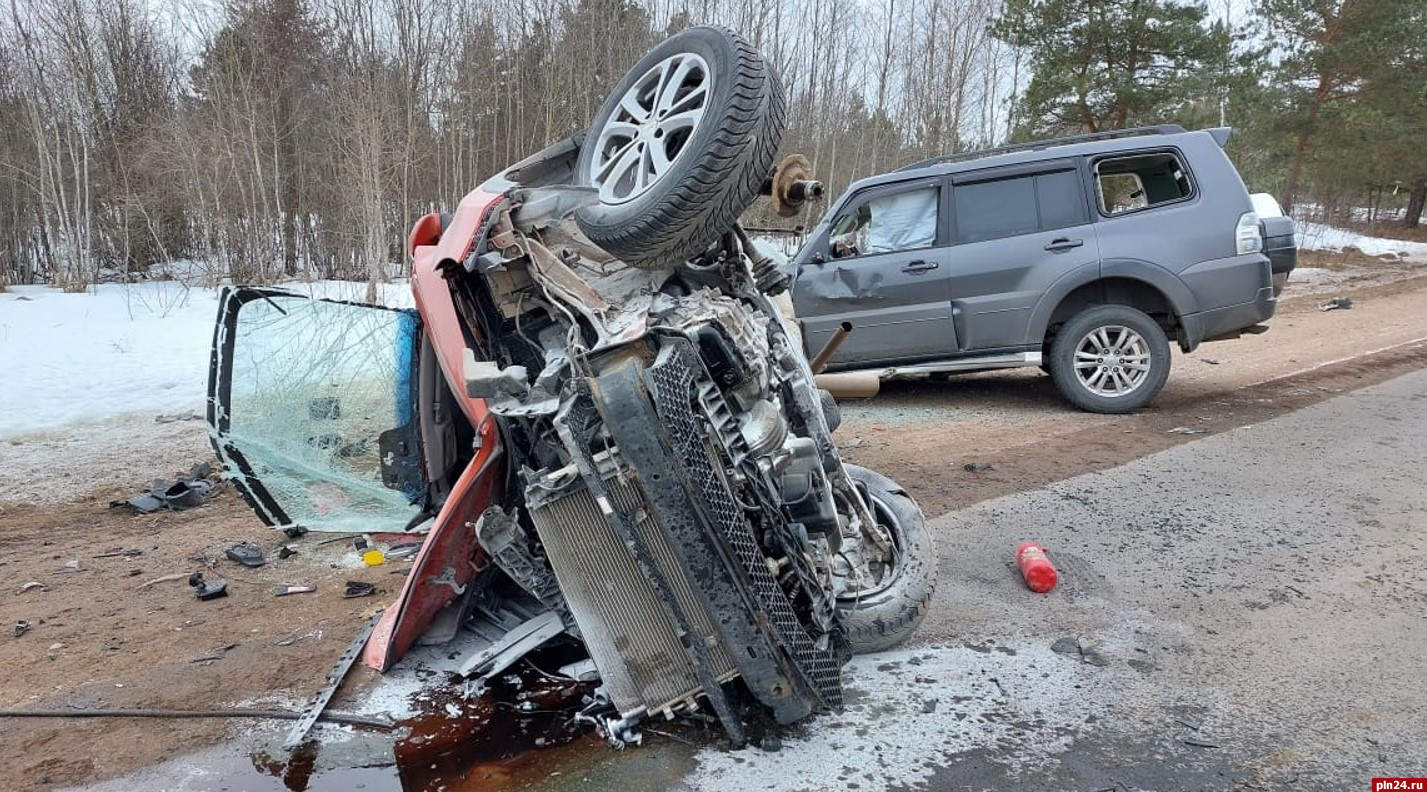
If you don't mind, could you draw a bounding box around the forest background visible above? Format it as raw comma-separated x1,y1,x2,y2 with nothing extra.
2,0,1422,289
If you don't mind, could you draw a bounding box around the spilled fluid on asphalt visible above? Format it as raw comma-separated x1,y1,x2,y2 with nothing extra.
235,646,621,791
392,655,598,791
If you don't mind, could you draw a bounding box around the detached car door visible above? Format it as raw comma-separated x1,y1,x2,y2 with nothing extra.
208,287,427,532
791,179,957,368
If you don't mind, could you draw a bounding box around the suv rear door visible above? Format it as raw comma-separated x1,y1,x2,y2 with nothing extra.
942,161,1102,351
208,287,427,532
791,178,957,366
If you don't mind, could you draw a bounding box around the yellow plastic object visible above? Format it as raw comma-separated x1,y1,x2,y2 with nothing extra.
362,549,386,566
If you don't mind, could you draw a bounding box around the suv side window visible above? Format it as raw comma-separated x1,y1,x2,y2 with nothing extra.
828,186,939,259
953,168,1089,244
1094,151,1193,215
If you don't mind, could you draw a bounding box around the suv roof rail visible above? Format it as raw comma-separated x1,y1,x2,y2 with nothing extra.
896,124,1190,172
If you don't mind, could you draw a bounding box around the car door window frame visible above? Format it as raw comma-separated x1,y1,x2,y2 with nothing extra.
1090,147,1198,218
948,158,1091,245
820,178,948,261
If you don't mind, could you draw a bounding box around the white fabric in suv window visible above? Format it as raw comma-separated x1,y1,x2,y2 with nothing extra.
864,188,938,253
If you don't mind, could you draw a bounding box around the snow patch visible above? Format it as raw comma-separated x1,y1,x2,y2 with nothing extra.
1296,222,1427,261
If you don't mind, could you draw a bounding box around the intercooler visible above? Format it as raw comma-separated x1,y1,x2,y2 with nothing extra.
527,472,739,719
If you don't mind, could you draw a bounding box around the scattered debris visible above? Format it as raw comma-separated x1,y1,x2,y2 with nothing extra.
94,548,143,559
48,642,64,651
14,620,30,637
1168,427,1207,435
1175,717,1202,731
53,559,83,575
154,410,200,423
273,585,317,596
224,542,266,568
112,464,216,514
1202,358,1220,365
1050,636,1109,667
136,572,189,590
188,643,239,663
17,582,44,594
282,612,383,749
362,549,386,566
386,544,420,560
282,526,309,539
342,581,376,598
278,545,298,560
0,706,391,730
963,461,993,472
188,572,228,601
1183,739,1222,749
1319,296,1353,311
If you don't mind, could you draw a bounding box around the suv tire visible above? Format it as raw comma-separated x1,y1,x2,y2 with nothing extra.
575,26,785,268
1049,305,1170,414
838,465,936,654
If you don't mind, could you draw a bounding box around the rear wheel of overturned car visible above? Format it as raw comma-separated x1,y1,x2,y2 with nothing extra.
1048,304,1171,414
838,464,937,654
575,26,786,268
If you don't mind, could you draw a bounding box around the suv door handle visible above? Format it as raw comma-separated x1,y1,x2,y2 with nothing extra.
1044,238,1084,252
901,260,939,274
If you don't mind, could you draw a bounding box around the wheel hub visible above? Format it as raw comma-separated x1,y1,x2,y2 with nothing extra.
1072,325,1151,397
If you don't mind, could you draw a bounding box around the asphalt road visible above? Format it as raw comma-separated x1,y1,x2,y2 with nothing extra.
654,365,1427,792
64,368,1427,792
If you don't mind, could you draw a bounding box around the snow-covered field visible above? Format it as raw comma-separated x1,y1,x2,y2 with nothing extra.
0,280,414,502
0,280,413,439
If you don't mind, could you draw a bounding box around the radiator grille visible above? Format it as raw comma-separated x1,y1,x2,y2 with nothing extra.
647,345,845,709
528,474,738,718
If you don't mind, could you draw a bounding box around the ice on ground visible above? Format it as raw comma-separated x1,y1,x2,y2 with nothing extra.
1296,222,1427,261
685,642,1103,792
0,280,415,440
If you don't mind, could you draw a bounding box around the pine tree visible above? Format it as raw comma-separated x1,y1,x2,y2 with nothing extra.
992,0,1233,136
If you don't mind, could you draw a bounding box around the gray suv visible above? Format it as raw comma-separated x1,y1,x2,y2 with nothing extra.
789,125,1282,413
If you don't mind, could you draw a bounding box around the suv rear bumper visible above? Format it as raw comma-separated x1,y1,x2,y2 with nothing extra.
1179,285,1276,351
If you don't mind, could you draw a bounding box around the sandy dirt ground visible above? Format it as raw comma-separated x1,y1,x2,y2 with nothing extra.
1,254,1424,790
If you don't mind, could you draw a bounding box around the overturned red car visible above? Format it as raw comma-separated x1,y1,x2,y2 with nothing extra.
207,26,936,746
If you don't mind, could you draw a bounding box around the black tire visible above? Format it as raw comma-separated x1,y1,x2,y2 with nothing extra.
1048,304,1170,414
575,26,785,268
838,464,937,654
818,388,841,433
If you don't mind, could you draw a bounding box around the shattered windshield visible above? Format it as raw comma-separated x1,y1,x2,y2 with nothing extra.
213,290,422,532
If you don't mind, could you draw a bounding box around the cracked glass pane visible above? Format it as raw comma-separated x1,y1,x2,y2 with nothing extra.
221,293,422,532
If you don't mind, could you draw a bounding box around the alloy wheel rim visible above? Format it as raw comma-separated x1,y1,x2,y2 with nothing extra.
837,491,903,601
588,52,711,205
1072,324,1152,397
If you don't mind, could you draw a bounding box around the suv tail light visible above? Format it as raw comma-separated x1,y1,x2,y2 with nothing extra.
1236,211,1262,255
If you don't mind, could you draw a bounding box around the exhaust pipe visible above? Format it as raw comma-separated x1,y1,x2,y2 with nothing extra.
814,372,881,399
809,322,853,375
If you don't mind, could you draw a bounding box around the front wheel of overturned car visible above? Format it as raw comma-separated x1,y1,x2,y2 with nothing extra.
838,464,937,654
574,26,785,268
1048,304,1171,414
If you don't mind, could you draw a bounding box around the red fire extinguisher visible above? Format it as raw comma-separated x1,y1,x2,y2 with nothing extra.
1016,542,1059,593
